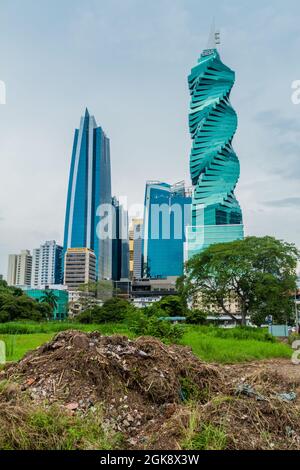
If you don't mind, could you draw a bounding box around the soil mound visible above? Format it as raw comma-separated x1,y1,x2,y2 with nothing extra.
2,331,300,450
3,331,221,436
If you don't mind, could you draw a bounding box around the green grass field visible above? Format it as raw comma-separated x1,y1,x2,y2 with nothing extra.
0,322,292,364
181,328,291,363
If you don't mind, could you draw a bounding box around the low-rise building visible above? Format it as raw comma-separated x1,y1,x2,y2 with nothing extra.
23,287,69,320
132,276,178,299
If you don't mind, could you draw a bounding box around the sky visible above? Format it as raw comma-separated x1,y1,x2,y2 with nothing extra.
0,0,300,277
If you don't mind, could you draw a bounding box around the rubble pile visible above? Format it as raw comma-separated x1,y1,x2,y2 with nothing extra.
3,331,221,437
1,330,300,450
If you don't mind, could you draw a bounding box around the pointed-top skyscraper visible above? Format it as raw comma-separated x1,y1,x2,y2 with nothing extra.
186,30,244,259
63,109,112,280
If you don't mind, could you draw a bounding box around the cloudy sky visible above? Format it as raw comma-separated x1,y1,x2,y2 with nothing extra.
0,0,300,276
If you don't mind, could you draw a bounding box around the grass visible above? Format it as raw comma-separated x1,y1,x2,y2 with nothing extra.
0,321,131,336
0,381,122,450
181,405,227,450
0,322,292,364
180,327,291,363
185,424,227,450
0,334,54,362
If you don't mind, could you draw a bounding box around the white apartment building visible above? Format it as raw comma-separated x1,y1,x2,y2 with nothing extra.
31,241,63,288
129,218,143,280
7,250,32,287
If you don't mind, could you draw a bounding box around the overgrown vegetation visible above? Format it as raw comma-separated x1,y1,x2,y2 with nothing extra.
181,327,291,363
183,422,227,451
0,281,51,323
129,311,184,343
0,323,291,364
76,297,135,324
0,382,121,450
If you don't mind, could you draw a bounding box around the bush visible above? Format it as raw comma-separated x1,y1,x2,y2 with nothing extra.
186,309,208,325
100,298,133,323
0,293,51,323
129,311,184,343
75,309,99,324
76,299,135,324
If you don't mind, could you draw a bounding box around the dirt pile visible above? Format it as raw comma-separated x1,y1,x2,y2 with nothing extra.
1,331,300,450
2,331,222,438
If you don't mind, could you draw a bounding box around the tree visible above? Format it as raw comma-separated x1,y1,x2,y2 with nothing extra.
0,294,50,322
40,290,59,318
183,236,299,326
76,298,135,324
100,298,133,323
185,309,208,325
78,280,114,301
156,296,185,317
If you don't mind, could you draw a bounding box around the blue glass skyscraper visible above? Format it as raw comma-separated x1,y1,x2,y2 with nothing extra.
112,197,130,281
142,182,192,279
63,109,112,280
187,35,244,259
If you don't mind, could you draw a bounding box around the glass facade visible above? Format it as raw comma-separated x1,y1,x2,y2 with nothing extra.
24,289,69,320
63,109,112,280
112,198,130,281
187,47,244,258
142,182,192,279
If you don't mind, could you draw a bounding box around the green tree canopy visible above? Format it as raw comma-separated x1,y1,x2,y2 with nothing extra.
183,236,299,326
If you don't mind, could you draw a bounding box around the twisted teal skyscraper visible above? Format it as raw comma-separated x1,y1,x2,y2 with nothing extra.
187,44,244,259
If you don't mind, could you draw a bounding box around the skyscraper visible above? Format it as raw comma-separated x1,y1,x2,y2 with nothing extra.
7,250,32,287
31,241,63,288
187,34,244,259
112,197,130,281
142,181,192,279
63,109,112,280
129,218,143,280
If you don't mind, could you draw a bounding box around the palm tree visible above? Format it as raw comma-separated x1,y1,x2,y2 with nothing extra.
40,290,59,318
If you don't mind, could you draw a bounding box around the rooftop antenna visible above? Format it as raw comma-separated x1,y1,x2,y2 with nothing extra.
206,18,221,50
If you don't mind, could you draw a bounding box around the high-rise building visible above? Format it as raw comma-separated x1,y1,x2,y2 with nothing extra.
64,248,96,290
31,241,63,288
63,109,112,280
112,198,130,281
129,218,143,280
142,181,192,279
7,250,32,287
186,33,244,259
7,255,17,286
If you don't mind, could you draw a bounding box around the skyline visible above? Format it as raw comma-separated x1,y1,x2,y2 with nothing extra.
1,0,300,276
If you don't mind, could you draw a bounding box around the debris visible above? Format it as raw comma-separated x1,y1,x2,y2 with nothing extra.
277,392,297,403
2,331,300,450
235,383,266,401
3,330,221,436
65,402,79,411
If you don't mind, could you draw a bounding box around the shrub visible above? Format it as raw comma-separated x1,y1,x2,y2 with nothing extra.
186,309,208,325
129,311,184,343
0,294,51,323
76,299,135,324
